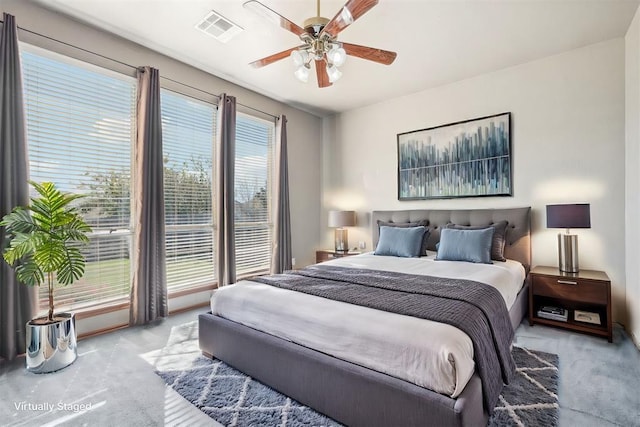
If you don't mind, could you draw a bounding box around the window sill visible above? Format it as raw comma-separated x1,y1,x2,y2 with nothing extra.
73,300,129,321
237,269,270,281
168,283,217,298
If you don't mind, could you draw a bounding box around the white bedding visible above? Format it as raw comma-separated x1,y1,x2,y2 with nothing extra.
210,252,525,398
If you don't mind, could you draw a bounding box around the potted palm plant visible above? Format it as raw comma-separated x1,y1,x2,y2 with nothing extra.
1,181,91,373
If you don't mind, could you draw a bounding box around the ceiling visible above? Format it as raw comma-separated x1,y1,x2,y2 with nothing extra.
34,0,639,117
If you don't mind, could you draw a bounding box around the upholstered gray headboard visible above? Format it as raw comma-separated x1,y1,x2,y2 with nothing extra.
372,207,531,270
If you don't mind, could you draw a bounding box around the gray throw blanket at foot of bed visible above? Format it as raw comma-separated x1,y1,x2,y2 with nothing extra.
252,264,516,413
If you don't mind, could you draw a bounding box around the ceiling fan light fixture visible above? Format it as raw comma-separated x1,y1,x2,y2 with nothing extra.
246,0,397,88
290,49,309,67
326,64,342,83
294,64,310,82
327,46,347,67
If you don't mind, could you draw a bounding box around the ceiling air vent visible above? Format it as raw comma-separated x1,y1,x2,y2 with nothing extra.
196,10,243,43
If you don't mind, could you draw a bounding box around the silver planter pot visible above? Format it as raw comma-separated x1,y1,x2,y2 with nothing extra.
26,312,77,373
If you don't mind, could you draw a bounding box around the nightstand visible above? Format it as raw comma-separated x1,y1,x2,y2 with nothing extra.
529,266,612,342
316,250,361,263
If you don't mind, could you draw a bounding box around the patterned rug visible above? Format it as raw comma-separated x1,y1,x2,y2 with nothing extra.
489,346,559,426
148,322,559,427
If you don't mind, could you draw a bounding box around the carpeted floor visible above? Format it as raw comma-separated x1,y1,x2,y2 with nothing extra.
1,308,638,426
152,321,559,427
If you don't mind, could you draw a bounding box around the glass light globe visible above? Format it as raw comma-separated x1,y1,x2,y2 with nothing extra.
326,64,342,83
290,50,308,67
294,65,310,83
327,47,347,67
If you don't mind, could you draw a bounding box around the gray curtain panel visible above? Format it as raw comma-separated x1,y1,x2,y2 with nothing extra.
0,13,37,361
130,66,167,326
216,94,236,286
270,115,292,274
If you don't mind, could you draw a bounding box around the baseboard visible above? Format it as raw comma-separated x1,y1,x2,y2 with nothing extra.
78,323,128,340
169,301,210,315
620,322,640,350
631,331,640,350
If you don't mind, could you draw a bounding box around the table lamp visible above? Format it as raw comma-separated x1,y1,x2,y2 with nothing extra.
328,210,356,254
546,204,591,273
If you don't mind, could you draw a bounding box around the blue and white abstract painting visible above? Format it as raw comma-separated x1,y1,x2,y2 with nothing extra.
397,112,512,200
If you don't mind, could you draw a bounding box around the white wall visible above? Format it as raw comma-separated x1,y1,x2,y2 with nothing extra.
2,0,323,334
323,39,627,323
625,8,640,345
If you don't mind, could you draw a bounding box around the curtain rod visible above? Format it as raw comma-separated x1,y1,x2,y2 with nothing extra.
6,20,279,120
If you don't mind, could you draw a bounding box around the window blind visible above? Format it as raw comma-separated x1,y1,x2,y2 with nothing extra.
21,47,136,312
161,90,216,290
235,113,275,276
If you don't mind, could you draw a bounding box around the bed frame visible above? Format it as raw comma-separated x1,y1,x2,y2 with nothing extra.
199,207,531,427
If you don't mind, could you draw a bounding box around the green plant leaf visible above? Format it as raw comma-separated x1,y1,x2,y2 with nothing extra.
0,208,36,234
3,232,37,265
33,239,66,273
61,217,92,243
15,255,45,287
3,181,91,295
56,247,86,285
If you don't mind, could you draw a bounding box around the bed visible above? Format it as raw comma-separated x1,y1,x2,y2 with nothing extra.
199,207,531,427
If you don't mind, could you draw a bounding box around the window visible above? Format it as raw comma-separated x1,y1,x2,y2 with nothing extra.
21,45,275,311
235,113,275,276
161,90,216,290
21,47,136,312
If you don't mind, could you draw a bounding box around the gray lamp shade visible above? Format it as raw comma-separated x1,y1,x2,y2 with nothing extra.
328,210,356,228
546,204,591,229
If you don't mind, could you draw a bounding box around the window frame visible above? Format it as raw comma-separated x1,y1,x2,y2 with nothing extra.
160,88,218,292
20,43,137,315
17,42,280,322
234,111,276,278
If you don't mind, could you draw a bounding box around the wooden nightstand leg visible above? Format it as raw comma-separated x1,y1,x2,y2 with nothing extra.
528,278,534,326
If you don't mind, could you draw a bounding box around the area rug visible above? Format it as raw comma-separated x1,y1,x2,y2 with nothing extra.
149,322,558,427
489,346,559,426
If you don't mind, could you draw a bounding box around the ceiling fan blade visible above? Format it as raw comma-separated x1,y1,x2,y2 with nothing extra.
321,0,379,38
250,46,305,68
315,59,332,88
342,42,397,65
243,0,306,37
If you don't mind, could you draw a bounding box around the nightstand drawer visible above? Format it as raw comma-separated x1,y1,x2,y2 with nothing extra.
532,275,607,304
316,252,336,263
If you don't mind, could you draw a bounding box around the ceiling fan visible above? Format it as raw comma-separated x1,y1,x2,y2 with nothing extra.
244,0,397,88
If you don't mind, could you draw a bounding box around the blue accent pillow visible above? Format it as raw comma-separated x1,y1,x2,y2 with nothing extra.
374,226,426,258
435,228,495,264
376,220,431,256
445,221,509,261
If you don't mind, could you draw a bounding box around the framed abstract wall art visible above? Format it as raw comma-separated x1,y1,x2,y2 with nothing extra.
397,112,512,200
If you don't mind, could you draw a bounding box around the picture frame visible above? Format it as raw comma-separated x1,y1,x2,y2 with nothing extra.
397,112,512,200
